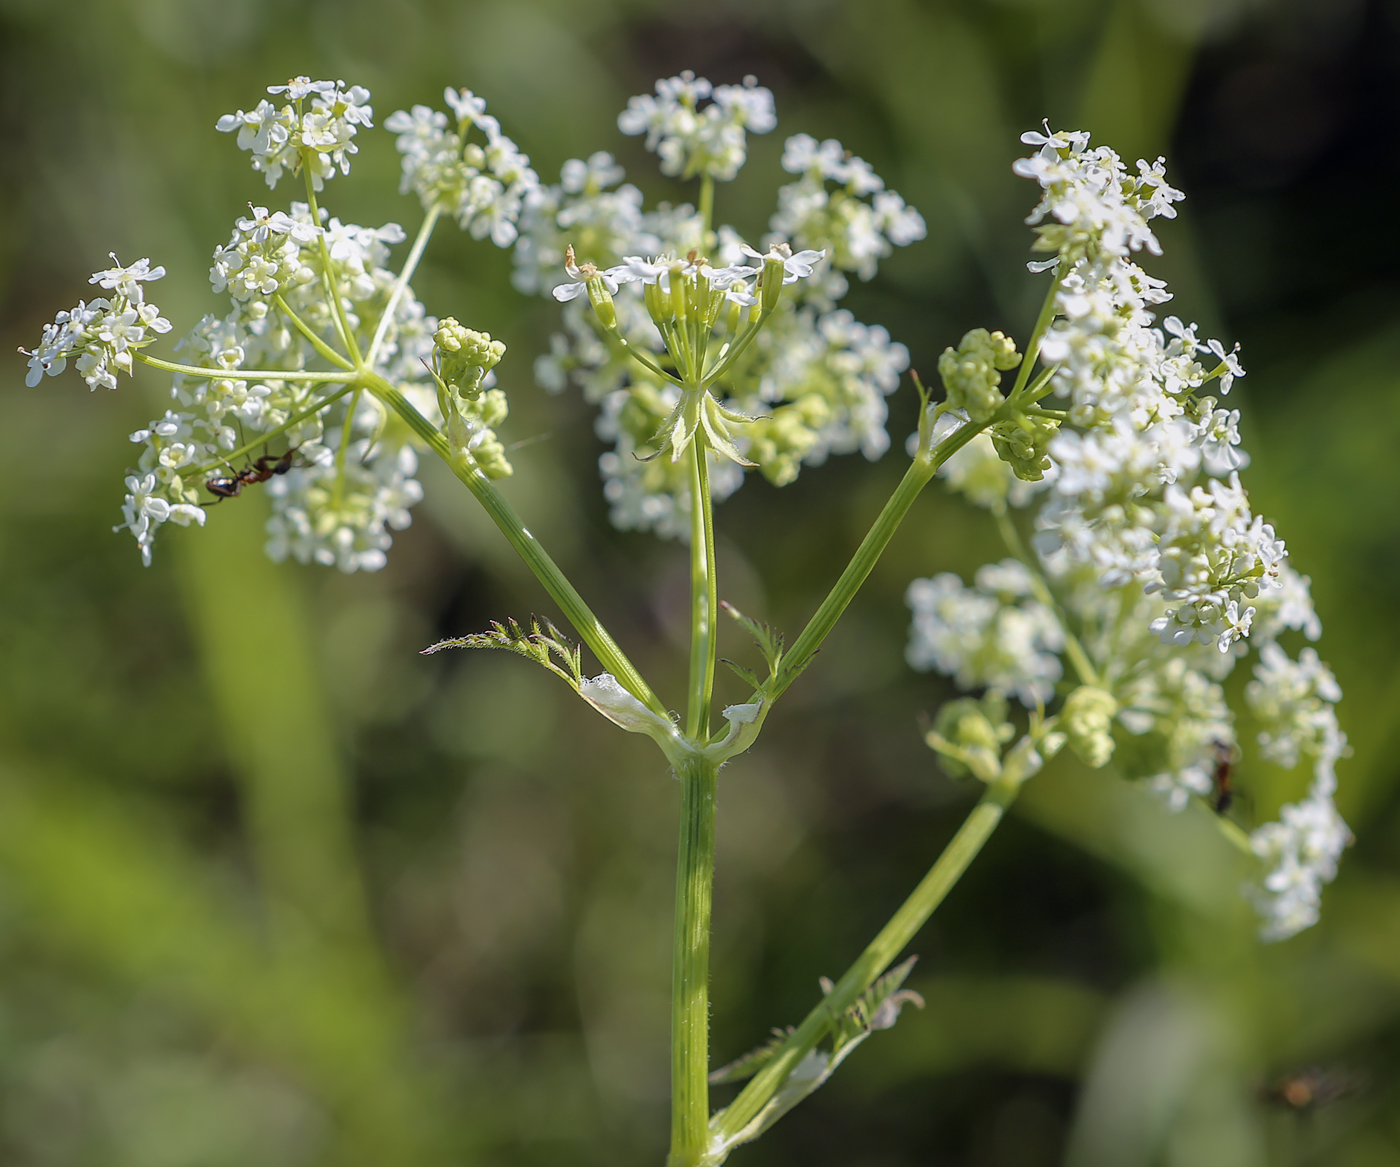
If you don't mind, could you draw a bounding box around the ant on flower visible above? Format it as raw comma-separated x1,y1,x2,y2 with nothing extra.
203,446,300,505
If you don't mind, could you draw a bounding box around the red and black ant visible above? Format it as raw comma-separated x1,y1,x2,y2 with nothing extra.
1210,739,1240,814
203,446,300,505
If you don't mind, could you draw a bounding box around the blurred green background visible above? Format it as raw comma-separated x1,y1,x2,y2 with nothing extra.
2,0,1399,1163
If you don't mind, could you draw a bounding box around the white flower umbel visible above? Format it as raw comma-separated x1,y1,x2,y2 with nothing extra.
385,88,541,246
904,126,1348,941
521,83,924,534
618,72,776,182
906,561,1066,708
217,78,373,190
22,255,172,391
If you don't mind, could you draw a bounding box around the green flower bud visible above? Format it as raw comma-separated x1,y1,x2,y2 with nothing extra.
991,412,1058,482
644,278,676,324
586,276,618,332
1061,685,1118,769
938,328,1021,424
926,691,1014,782
433,317,506,401
746,394,831,487
760,256,786,312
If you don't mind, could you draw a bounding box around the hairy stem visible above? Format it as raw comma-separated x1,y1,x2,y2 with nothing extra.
669,754,719,1167
713,776,1021,1149
362,372,666,717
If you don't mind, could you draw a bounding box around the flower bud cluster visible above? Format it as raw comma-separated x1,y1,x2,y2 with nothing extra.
217,77,373,190
937,328,1021,424
22,256,171,391
617,72,776,182
385,89,541,247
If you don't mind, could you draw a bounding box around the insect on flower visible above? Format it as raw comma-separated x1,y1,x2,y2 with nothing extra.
1211,739,1240,815
203,446,300,504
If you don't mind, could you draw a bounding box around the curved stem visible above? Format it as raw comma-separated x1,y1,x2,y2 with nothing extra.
273,294,355,370
669,754,719,1167
686,435,718,739
367,204,442,367
991,506,1100,687
774,415,993,698
360,372,666,718
712,776,1021,1152
136,353,355,385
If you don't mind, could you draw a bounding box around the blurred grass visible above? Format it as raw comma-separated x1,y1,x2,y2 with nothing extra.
2,0,1400,1164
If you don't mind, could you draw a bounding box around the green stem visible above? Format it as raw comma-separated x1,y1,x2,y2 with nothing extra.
192,383,357,476
669,754,719,1167
330,389,363,512
698,174,715,245
366,204,442,367
713,777,1021,1149
774,416,992,698
991,506,1100,687
1007,259,1067,402
304,170,363,366
702,311,768,386
686,435,718,739
361,372,666,718
135,353,355,385
272,294,355,370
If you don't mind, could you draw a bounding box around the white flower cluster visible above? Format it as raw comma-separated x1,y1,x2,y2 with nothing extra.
217,77,373,190
517,77,923,536
617,72,776,182
906,128,1349,940
22,256,171,391
116,192,442,569
773,133,927,281
384,88,541,247
906,560,1065,707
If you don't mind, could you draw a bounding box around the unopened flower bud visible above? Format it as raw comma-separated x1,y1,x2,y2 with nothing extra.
1062,685,1117,769
587,276,618,331
926,692,1014,782
938,328,1021,424
434,316,505,400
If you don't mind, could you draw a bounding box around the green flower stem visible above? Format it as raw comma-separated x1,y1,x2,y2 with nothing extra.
329,388,363,513
613,334,685,388
361,372,666,718
1023,406,1068,420
272,294,356,370
703,310,769,385
135,353,355,385
991,506,1101,688
191,384,355,476
367,203,442,367
686,434,719,739
303,170,363,367
1006,259,1067,402
698,173,715,244
669,753,719,1167
774,416,993,698
712,775,1022,1149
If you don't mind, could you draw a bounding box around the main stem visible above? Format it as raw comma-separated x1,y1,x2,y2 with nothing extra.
686,434,718,738
669,754,719,1167
713,777,1022,1147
